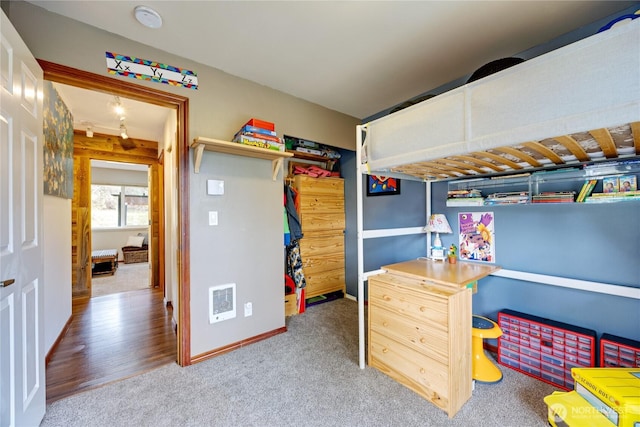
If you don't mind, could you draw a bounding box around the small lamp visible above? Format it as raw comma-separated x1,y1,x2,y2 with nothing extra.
425,214,452,261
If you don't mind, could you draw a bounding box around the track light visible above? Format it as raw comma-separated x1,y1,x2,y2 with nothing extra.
86,126,93,138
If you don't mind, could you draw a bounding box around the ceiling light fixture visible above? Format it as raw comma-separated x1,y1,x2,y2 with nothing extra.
120,119,129,140
113,96,125,118
134,5,163,29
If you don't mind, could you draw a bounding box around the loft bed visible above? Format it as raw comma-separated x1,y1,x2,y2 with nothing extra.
355,20,640,369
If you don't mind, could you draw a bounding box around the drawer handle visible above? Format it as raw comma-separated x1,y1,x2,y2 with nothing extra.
1,279,15,288
419,306,426,312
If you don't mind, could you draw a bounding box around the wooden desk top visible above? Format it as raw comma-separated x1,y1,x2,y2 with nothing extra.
381,258,501,290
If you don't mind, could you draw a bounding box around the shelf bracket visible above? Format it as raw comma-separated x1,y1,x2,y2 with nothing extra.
272,157,283,181
193,143,205,174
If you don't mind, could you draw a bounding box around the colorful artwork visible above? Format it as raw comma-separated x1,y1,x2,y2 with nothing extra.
458,212,495,263
106,52,198,90
43,81,74,199
366,175,400,196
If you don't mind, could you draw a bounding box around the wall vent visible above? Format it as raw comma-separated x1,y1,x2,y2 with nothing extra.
209,283,236,324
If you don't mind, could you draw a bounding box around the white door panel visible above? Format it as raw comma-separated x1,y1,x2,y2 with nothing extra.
1,10,45,427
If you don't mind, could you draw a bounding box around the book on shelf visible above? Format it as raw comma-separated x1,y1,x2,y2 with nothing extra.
584,190,640,203
531,191,575,203
485,191,529,205
446,197,485,207
619,175,637,192
447,189,482,198
576,179,597,202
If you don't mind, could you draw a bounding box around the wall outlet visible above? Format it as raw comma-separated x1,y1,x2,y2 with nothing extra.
244,302,252,317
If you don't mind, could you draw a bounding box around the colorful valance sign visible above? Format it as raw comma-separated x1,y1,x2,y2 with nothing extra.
106,52,198,89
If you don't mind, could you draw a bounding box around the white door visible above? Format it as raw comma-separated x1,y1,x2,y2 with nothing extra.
1,10,46,427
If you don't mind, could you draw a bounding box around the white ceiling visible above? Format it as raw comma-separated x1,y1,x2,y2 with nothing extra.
29,1,637,139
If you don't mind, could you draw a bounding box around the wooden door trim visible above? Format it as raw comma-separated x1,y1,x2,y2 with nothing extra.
38,60,191,366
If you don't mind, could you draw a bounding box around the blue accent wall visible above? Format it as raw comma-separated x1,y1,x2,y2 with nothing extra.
431,180,640,342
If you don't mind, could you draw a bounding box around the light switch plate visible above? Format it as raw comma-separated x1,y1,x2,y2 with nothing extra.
209,211,218,226
207,179,224,195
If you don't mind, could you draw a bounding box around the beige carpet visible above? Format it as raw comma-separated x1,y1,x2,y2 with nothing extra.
92,262,149,297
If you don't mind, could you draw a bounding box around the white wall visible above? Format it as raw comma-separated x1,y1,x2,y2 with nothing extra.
43,196,71,354
6,1,359,361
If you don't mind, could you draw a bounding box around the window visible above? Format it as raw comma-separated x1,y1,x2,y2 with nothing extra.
91,184,149,228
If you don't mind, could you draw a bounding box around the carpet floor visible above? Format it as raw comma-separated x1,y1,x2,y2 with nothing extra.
41,297,557,427
92,262,149,297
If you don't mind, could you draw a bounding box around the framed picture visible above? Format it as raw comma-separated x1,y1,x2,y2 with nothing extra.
366,175,401,196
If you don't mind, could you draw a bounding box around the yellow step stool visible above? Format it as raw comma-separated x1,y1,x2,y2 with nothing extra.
472,315,503,383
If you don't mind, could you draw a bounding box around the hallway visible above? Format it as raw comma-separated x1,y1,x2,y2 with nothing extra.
45,287,176,403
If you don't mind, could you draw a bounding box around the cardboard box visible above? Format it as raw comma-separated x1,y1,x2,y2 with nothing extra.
571,367,640,427
545,390,615,427
233,135,285,152
245,118,275,132
284,293,297,316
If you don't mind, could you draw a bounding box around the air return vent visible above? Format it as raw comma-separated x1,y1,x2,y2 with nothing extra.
209,283,236,324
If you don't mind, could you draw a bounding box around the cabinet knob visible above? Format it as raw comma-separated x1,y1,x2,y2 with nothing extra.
383,295,391,301
420,368,425,374
419,306,426,312
382,321,388,327
420,337,426,344
382,347,389,353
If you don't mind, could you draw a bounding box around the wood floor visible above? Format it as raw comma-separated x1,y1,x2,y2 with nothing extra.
45,287,177,404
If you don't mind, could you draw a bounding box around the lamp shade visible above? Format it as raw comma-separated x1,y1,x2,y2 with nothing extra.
425,214,452,234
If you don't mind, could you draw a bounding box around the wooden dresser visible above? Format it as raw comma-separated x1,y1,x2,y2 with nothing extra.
292,175,345,299
368,259,500,418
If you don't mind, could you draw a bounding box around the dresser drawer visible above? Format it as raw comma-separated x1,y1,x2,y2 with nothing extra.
369,330,449,413
305,268,345,297
299,233,344,257
370,305,448,365
369,276,451,327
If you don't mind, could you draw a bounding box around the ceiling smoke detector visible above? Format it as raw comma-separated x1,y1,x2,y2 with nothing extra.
134,5,162,29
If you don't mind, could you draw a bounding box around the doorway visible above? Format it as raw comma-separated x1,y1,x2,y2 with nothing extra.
40,60,192,368
90,160,151,298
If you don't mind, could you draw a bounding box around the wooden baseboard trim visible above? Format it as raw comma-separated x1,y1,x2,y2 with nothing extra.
45,314,73,366
190,326,288,365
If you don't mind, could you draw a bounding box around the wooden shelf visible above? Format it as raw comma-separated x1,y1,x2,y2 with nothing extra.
191,137,293,180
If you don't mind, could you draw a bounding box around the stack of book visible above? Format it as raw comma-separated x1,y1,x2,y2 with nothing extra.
232,118,285,152
446,189,484,206
485,191,529,205
531,191,576,203
585,190,640,203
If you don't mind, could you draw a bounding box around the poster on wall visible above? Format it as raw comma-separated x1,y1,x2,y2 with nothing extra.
43,81,74,199
458,212,495,263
